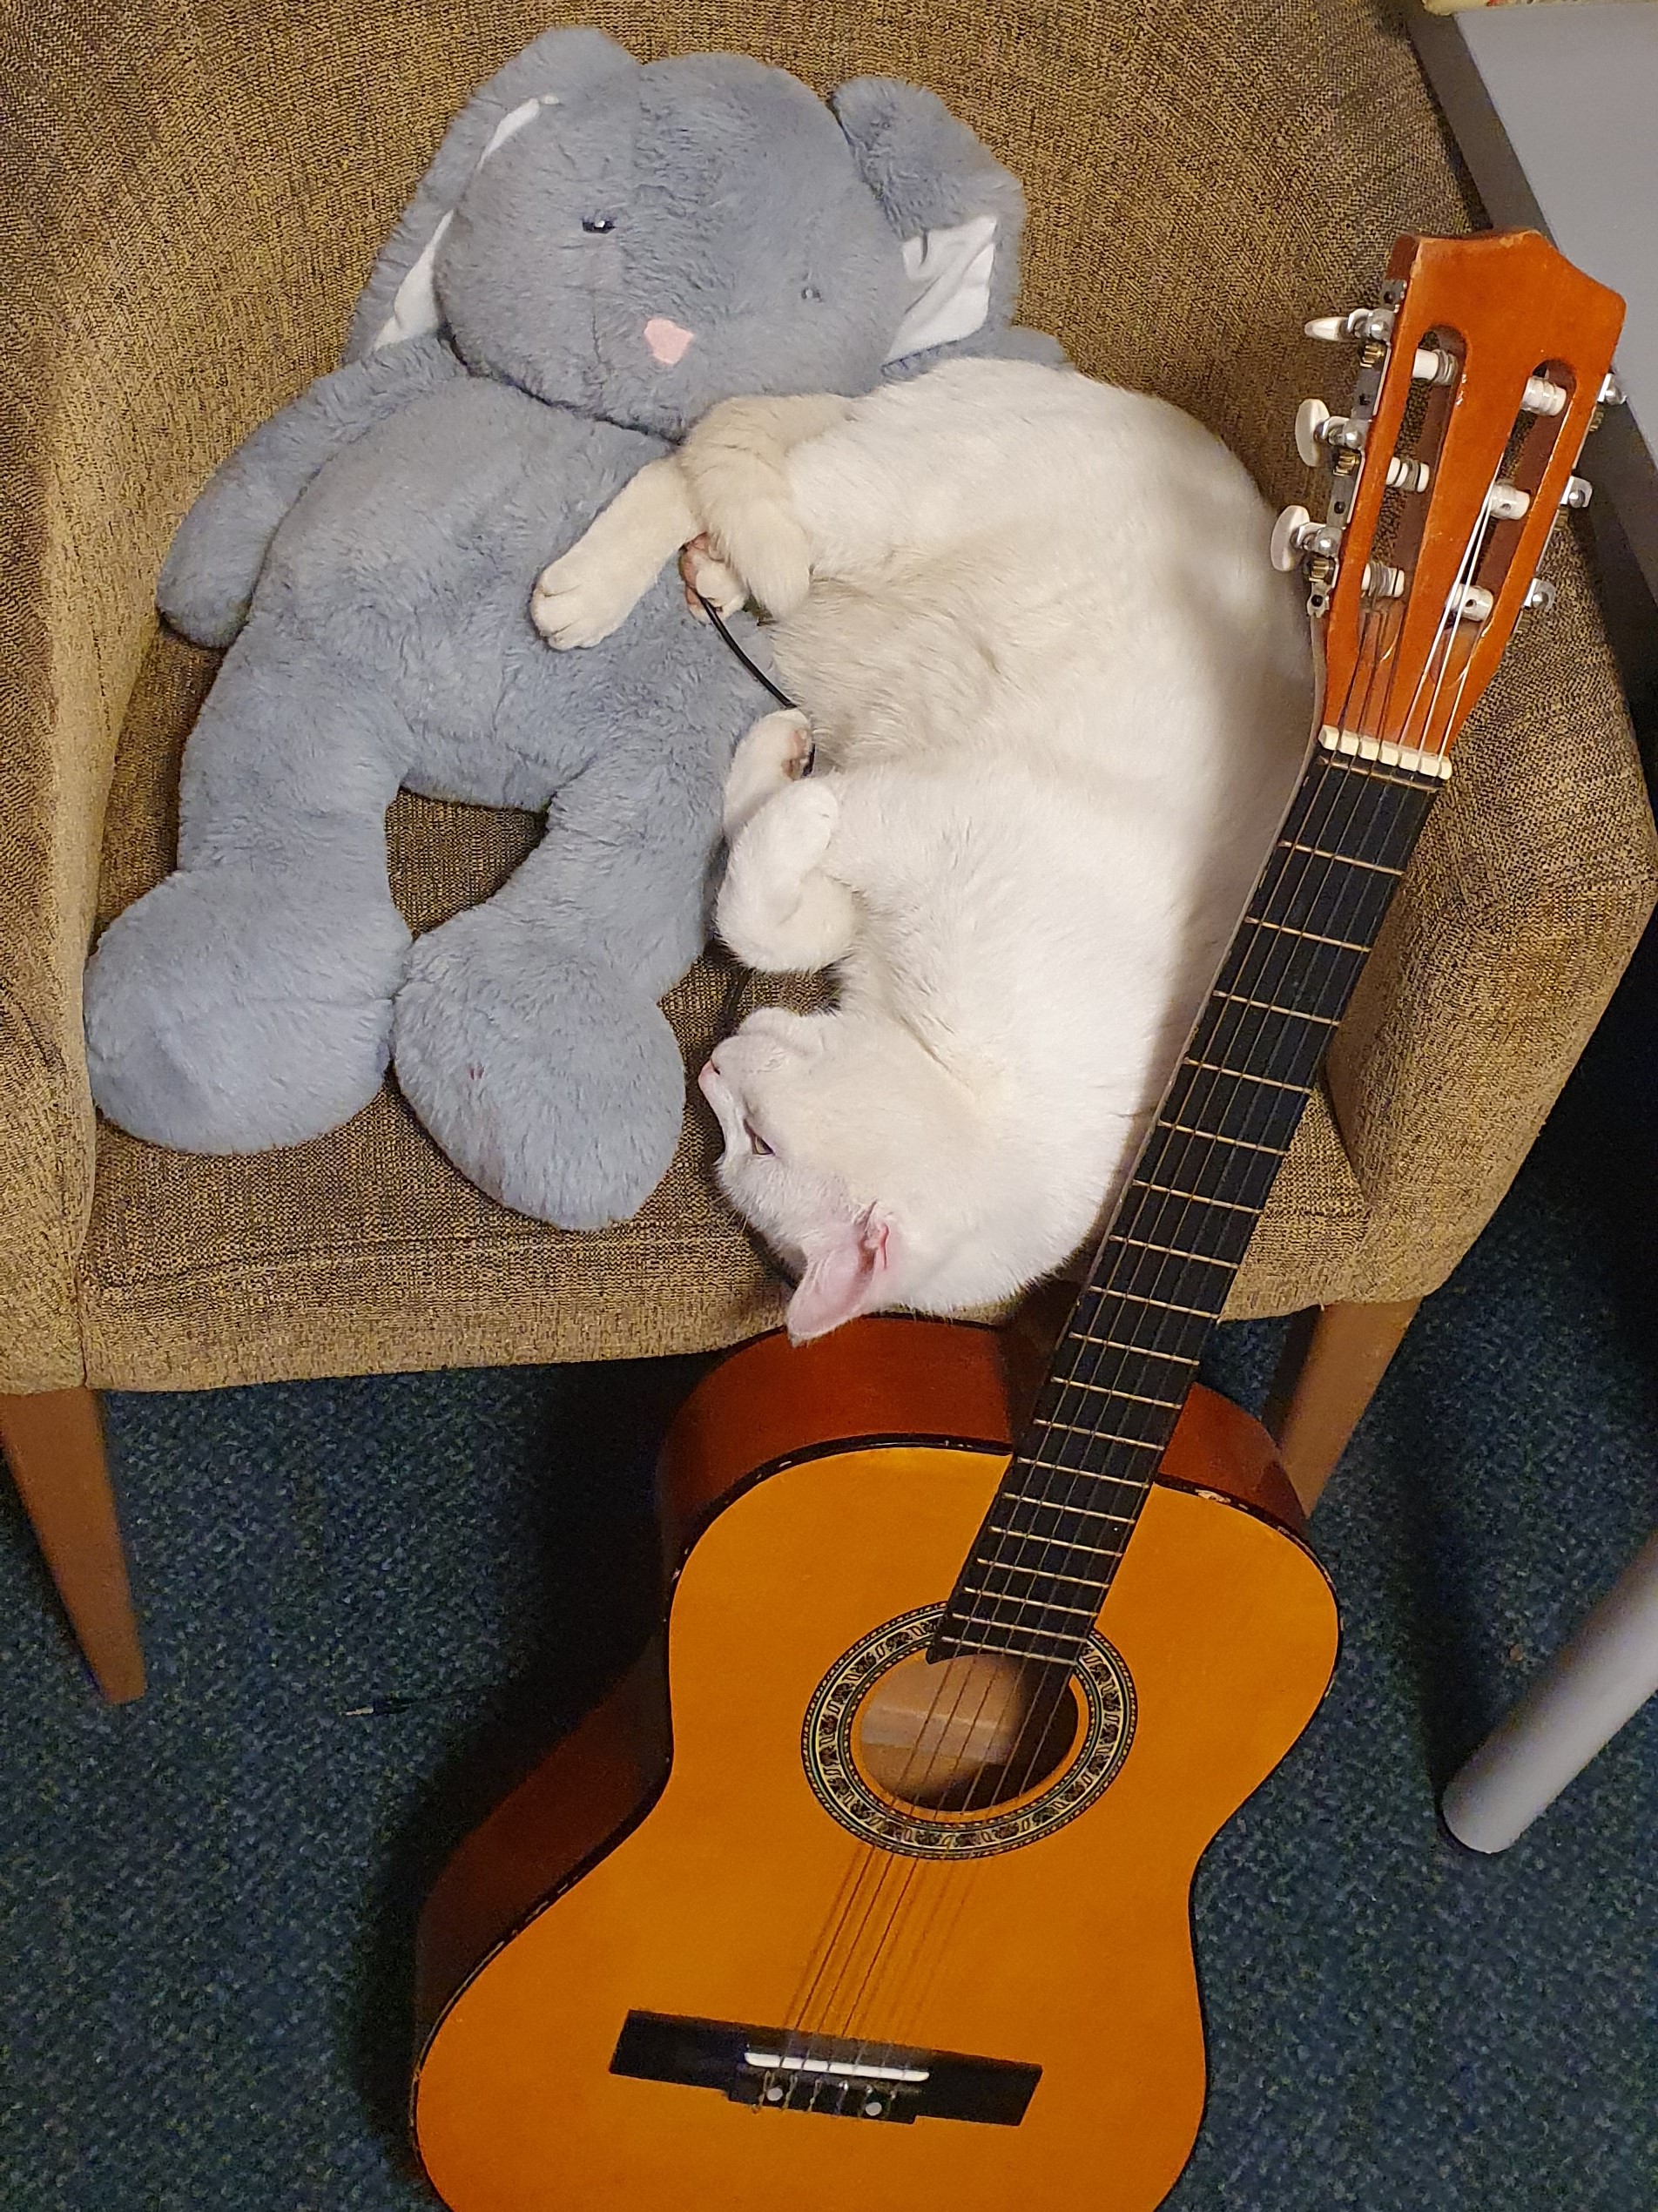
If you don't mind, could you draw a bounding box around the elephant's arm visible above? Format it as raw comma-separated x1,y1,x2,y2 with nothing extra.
157,336,466,648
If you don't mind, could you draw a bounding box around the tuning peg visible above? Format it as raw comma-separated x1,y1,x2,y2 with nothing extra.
1304,307,1396,344
1295,399,1331,466
1447,582,1494,624
1486,482,1532,521
1270,505,1341,571
1560,475,1594,509
1523,578,1557,614
1520,374,1567,417
1600,374,1624,406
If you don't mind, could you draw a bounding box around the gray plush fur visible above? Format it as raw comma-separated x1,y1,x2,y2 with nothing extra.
84,28,1043,1228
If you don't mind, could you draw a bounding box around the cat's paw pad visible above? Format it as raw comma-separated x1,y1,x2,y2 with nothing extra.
679,534,748,619
531,543,642,648
725,710,814,834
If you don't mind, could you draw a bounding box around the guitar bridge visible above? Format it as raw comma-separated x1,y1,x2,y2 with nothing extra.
610,2011,1040,2126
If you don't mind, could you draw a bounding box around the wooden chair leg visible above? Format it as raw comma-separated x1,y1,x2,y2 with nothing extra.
1264,1298,1422,1516
0,1388,146,1702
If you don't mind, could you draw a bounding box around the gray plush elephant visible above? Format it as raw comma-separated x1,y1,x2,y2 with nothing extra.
84,27,1049,1228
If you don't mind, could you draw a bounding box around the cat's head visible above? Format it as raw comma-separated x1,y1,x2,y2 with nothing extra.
699,1006,1078,1339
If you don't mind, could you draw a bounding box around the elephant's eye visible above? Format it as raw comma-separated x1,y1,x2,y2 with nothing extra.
582,216,615,234
800,285,822,302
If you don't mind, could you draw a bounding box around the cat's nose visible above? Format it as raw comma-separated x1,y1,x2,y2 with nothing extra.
644,316,695,367
698,1058,720,1100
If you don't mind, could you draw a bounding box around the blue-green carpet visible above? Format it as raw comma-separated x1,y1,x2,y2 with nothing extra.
4,925,1657,2208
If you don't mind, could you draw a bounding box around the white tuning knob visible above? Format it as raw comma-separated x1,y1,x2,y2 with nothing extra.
1523,578,1558,613
1304,307,1395,345
1296,399,1331,467
1560,475,1594,509
1271,505,1312,570
1271,505,1342,571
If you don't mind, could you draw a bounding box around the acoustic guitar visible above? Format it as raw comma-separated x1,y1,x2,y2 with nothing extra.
411,233,1623,2211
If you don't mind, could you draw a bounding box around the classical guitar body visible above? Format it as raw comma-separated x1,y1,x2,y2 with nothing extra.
414,1320,1337,2212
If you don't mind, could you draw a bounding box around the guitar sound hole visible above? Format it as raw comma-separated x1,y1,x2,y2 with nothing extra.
854,1654,1080,1814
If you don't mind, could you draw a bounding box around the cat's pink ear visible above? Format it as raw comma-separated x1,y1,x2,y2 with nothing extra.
787,1207,897,1344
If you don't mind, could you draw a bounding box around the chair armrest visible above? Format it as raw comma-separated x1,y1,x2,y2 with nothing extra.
0,10,387,1390
1323,523,1658,1301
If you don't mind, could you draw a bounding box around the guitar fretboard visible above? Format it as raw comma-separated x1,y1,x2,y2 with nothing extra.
932,744,1442,1667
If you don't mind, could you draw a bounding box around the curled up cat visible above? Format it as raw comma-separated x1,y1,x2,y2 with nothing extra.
532,357,1313,1339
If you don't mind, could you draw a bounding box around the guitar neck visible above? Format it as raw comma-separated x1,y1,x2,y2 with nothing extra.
932,736,1444,1666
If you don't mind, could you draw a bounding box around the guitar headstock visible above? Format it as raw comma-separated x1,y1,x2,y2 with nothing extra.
1275,231,1624,779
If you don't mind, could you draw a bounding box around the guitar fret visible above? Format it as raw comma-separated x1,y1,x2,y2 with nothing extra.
1159,1123,1285,1155
1182,1058,1309,1096
986,1526,1115,1556
1283,840,1403,875
1326,758,1446,792
942,1630,1084,1659
1031,1415,1167,1444
1062,1348,1196,1372
1053,1382,1185,1411
1248,919,1371,953
963,1568,1105,1595
1212,991,1339,1025
1098,1289,1215,1319
1112,1231,1240,1262
959,1591,1101,1620
1133,1179,1261,1215
1001,1495,1136,1524
1029,1425,1161,1453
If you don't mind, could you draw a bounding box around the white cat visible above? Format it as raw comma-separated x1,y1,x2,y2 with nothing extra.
532,358,1312,1339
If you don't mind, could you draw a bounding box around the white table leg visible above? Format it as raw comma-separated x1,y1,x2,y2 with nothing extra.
1440,1527,1658,1853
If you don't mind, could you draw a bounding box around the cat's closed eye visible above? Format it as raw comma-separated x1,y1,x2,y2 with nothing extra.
742,1118,773,1156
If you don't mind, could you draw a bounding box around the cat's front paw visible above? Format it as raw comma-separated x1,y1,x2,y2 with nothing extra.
679,534,749,620
531,539,646,649
724,709,815,837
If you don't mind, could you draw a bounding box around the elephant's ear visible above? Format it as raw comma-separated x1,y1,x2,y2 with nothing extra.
830,78,1027,368
341,27,639,362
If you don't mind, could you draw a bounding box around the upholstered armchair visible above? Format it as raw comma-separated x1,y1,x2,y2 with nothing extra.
4,0,1653,1699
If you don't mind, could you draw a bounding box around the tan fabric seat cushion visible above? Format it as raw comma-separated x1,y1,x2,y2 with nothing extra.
78,630,1372,1387
4,0,1653,1390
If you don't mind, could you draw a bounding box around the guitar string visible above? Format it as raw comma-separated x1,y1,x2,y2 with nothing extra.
832,395,1528,2053
863,425,1543,2052
780,396,1485,2066
821,735,1412,2057
875,752,1390,1917
959,448,1492,1663
798,700,1426,2069
952,730,1393,1661
778,411,1414,2034
832,1648,1079,2068
961,592,1402,1652
794,1604,1042,2074
785,1596,1036,2080
758,374,1536,2094
869,394,1570,2072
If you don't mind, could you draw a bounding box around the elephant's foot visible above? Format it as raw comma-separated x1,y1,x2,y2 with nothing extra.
392,909,686,1229
84,865,411,1151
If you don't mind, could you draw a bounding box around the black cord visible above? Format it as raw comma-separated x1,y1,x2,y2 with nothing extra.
698,592,799,711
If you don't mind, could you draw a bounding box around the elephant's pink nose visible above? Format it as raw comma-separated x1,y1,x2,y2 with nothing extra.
644,317,695,367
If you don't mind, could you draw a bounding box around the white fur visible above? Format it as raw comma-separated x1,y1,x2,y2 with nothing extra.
542,359,1313,1338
